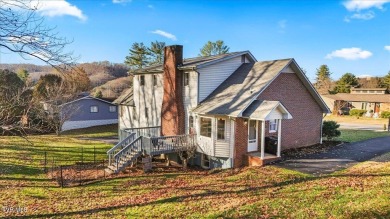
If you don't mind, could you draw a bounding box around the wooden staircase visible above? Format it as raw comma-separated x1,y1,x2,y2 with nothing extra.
106,131,197,174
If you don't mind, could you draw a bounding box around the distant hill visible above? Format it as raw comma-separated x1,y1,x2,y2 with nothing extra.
0,61,130,88
91,76,132,100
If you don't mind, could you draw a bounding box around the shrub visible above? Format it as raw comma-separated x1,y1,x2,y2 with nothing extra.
349,109,367,117
322,120,341,140
380,111,390,118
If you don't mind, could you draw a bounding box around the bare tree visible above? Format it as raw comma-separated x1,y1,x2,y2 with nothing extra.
0,0,76,69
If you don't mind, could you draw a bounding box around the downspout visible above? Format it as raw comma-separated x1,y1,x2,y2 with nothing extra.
320,113,327,144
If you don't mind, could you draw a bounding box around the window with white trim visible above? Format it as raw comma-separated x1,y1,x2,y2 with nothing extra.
140,75,145,86
217,118,225,140
200,117,212,137
109,106,116,112
183,72,189,86
269,119,277,133
90,106,98,113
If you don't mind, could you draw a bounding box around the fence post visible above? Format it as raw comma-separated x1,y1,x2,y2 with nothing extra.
60,165,63,188
44,151,47,173
94,146,96,164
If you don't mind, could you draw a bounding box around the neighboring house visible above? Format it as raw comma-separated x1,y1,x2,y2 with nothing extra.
322,88,390,116
61,96,118,131
112,45,329,170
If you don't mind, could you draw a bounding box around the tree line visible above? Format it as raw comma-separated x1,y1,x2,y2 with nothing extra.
124,40,230,71
314,64,390,94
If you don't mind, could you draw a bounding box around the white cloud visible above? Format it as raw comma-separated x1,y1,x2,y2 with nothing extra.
325,47,373,60
148,4,154,9
350,11,375,20
357,74,373,78
112,0,132,4
31,0,87,21
150,30,177,41
385,45,390,51
343,0,390,11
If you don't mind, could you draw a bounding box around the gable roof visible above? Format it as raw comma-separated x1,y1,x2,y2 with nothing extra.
133,51,256,74
242,100,292,120
61,96,115,107
113,88,134,106
193,58,330,117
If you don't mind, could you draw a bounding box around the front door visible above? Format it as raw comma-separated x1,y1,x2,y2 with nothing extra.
248,120,258,152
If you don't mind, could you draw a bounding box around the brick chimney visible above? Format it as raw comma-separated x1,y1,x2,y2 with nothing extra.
161,45,185,136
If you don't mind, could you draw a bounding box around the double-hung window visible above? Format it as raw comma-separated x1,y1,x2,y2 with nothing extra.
269,119,278,133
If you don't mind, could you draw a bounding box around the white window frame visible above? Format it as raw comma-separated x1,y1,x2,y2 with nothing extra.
90,106,98,113
183,72,189,86
269,119,277,133
216,118,226,140
109,105,116,113
199,117,212,138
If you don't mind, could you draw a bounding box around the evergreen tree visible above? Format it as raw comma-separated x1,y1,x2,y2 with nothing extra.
383,71,390,91
333,73,359,93
199,40,230,56
314,65,333,94
148,41,166,64
94,90,103,98
124,42,150,70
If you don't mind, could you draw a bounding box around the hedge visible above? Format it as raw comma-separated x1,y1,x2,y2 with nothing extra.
380,111,390,118
349,109,367,117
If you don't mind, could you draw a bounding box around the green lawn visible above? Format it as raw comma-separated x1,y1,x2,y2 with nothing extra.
0,126,390,218
338,129,390,142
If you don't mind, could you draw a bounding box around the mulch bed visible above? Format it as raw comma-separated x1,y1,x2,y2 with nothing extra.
281,140,345,160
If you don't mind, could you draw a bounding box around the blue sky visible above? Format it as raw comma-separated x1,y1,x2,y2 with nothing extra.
1,0,390,82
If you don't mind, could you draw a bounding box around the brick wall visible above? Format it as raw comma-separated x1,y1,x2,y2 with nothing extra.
161,45,186,136
257,73,323,150
233,118,248,167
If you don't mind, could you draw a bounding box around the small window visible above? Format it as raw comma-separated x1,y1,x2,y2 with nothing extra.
183,72,189,86
217,118,225,140
189,116,194,128
90,106,98,113
153,75,157,86
201,154,210,169
269,119,278,133
109,105,116,112
140,75,145,86
200,117,212,137
145,107,148,118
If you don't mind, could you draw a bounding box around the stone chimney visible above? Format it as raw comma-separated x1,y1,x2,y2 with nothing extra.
161,45,185,136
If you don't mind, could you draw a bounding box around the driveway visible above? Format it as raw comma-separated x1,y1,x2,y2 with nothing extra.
338,122,385,131
274,136,390,175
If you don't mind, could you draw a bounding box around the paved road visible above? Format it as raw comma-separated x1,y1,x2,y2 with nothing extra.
338,122,386,131
274,136,390,175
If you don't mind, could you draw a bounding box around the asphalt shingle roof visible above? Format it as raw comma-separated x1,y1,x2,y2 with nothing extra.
193,59,292,116
113,88,134,106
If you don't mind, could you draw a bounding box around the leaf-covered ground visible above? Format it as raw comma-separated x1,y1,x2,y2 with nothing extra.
0,127,389,218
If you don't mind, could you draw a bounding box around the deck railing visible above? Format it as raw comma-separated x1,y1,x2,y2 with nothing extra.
107,132,136,166
143,134,196,155
119,126,161,141
113,136,143,172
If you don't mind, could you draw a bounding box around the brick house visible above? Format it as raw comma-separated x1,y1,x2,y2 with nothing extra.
113,45,329,170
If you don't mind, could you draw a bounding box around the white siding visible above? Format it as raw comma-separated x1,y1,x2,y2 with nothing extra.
183,71,198,133
118,105,137,130
133,74,163,127
214,118,231,158
198,56,245,102
196,116,214,156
